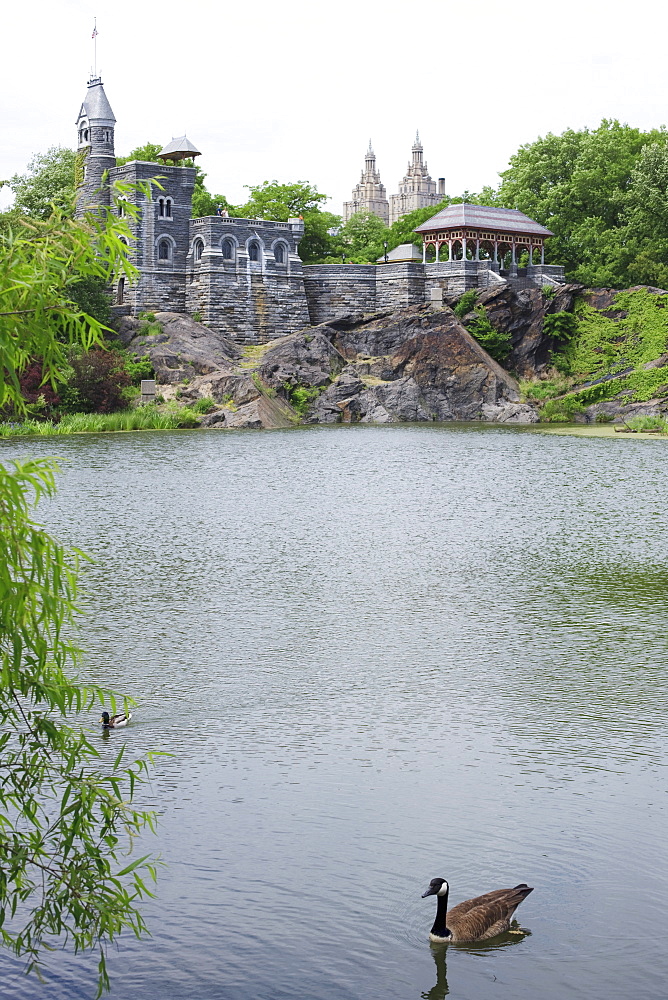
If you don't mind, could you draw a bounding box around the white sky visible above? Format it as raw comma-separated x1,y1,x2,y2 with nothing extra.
2,0,668,215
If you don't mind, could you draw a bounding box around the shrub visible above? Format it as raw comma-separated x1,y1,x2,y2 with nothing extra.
15,360,61,416
191,396,216,414
191,311,203,323
60,349,132,414
540,396,586,422
466,305,512,362
454,289,478,318
542,285,556,299
283,384,322,415
543,311,579,342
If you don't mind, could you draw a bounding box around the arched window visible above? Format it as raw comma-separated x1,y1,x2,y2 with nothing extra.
165,199,173,218
221,238,234,260
274,243,286,264
158,199,165,217
194,240,204,261
83,128,89,142
158,240,170,261
248,241,260,262
116,277,125,304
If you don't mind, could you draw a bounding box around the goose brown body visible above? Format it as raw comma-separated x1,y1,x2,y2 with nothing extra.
422,878,533,943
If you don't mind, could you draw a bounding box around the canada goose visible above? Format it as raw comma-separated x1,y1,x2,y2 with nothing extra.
100,711,132,729
422,877,533,943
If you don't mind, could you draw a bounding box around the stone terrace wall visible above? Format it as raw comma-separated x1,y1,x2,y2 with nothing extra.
304,261,486,324
302,265,377,324
376,263,426,311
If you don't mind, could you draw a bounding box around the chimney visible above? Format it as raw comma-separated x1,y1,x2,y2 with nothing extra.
438,178,446,196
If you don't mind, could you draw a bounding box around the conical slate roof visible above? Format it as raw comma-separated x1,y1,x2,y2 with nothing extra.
76,77,115,124
157,136,201,162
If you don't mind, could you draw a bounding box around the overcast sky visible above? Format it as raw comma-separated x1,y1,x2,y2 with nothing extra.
2,0,668,215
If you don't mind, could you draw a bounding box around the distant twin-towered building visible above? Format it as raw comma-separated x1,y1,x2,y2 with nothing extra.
74,75,564,346
343,135,444,227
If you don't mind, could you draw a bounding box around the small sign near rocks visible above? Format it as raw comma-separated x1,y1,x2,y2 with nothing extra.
140,379,156,404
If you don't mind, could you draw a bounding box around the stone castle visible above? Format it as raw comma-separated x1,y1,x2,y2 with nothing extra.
343,134,444,226
75,75,564,346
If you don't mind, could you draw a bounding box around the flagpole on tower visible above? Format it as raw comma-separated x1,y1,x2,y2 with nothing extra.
92,18,98,77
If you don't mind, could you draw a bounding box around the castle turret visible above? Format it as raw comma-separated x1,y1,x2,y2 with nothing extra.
75,76,116,216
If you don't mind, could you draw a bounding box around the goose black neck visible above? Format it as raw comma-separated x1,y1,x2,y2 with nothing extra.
431,888,450,938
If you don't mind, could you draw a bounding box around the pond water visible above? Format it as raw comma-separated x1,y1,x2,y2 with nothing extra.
2,424,667,1000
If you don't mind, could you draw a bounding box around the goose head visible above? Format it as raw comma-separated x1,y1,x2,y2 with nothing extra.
422,878,449,898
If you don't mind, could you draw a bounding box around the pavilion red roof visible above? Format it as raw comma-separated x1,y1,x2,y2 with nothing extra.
414,203,553,238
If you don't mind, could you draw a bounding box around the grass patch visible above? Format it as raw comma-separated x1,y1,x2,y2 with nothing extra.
0,407,201,438
520,375,571,402
624,415,668,432
238,344,273,369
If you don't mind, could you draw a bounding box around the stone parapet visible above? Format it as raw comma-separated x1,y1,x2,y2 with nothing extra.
186,216,310,344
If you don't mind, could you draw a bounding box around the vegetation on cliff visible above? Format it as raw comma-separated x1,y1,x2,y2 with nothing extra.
518,287,668,420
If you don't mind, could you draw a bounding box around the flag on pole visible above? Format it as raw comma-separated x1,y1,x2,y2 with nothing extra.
92,26,98,38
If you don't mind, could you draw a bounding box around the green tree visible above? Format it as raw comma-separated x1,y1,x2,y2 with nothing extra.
114,141,164,166
240,180,339,263
495,120,668,278
0,187,159,995
336,210,390,263
9,147,76,219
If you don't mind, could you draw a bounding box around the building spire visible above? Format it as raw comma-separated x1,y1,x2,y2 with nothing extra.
91,18,99,78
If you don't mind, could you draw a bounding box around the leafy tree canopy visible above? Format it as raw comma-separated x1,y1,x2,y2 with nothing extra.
8,146,76,219
239,180,339,263
335,210,389,263
0,186,159,995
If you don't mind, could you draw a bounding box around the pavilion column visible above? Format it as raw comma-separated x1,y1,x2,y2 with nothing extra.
435,243,439,263
448,240,453,261
541,245,545,265
511,241,516,265
475,239,480,260
462,238,467,261
422,241,426,264
529,244,534,265
493,241,498,264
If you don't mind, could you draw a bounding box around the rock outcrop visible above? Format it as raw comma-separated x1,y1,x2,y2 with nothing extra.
445,283,583,377
115,312,241,383
258,306,536,424
116,305,539,428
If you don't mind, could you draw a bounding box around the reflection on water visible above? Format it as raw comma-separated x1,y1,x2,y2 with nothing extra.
422,946,449,1000
1,425,667,1000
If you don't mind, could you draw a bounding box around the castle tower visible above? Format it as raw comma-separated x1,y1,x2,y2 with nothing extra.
389,132,439,226
74,76,117,217
343,141,390,225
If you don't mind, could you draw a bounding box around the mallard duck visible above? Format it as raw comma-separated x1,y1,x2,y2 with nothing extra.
100,711,132,729
422,878,533,943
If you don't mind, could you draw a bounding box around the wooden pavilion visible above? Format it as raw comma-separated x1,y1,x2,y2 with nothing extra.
414,203,553,266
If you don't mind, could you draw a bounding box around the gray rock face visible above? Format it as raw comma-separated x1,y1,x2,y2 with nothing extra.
481,402,540,424
581,398,668,423
116,305,541,428
114,312,241,384
301,307,536,425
